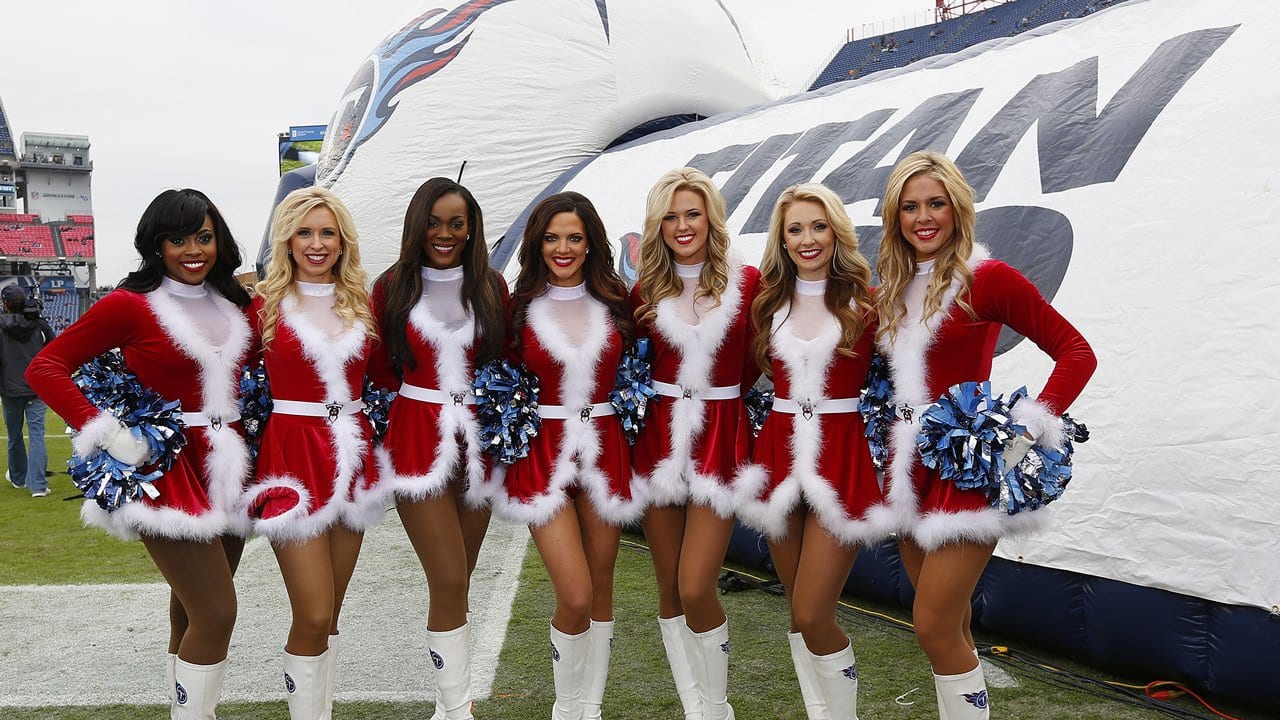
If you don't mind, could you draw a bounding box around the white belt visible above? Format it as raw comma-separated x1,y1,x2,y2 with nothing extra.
399,382,474,406
272,399,365,422
894,403,933,424
652,380,741,401
538,401,616,422
182,410,242,430
771,396,862,418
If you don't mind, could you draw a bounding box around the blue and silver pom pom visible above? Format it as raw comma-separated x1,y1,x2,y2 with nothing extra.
70,351,186,511
858,351,895,471
610,338,656,445
362,380,395,445
238,361,272,460
918,382,1089,515
743,386,774,438
473,359,541,464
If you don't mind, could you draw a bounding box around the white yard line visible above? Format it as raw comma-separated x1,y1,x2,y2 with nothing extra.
0,513,530,707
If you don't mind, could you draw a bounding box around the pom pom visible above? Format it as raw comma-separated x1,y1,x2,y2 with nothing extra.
238,361,272,460
609,338,656,445
743,386,774,438
473,359,541,464
917,383,1089,515
361,380,395,445
917,381,1022,494
858,351,895,471
70,351,187,511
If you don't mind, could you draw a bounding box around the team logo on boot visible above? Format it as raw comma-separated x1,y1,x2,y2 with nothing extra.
431,649,444,670
842,664,858,681
964,690,989,709
551,642,560,662
285,671,296,693
175,682,188,705
720,640,730,655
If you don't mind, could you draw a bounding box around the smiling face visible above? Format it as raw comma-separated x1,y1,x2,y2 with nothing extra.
160,214,218,285
661,188,710,265
782,200,835,281
424,192,469,269
541,211,588,287
289,205,343,283
898,173,956,262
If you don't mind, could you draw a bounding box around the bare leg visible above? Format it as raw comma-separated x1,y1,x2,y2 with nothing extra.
643,504,687,619
398,492,472,631
912,541,995,674
273,535,337,656
142,536,237,664
577,497,622,621
530,503,594,634
456,482,492,578
765,511,806,632
678,504,735,633
790,514,858,655
328,525,364,635
167,534,243,653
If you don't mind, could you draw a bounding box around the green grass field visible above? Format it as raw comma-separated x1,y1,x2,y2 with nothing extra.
0,409,1264,719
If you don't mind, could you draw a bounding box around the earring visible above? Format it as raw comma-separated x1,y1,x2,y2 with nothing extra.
466,234,471,241
287,249,292,256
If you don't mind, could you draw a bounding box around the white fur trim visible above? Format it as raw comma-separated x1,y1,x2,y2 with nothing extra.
490,483,573,527
913,505,1052,553
80,500,229,543
202,425,252,536
71,412,125,460
734,463,799,539
638,260,747,509
1010,396,1067,452
239,475,347,544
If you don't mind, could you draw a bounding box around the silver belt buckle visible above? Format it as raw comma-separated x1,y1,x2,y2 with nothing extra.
325,402,342,423
451,391,467,407
801,401,814,421
579,406,592,423
899,404,915,423
681,386,694,399
210,417,223,432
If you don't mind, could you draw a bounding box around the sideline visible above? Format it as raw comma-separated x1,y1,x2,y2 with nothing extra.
0,514,530,707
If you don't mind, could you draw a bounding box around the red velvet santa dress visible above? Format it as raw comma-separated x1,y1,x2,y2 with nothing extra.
629,258,761,518
367,266,504,507
493,282,639,526
239,282,383,543
880,246,1097,551
25,277,252,541
736,278,893,546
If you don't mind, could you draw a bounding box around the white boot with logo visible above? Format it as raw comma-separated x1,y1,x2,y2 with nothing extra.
171,657,227,719
581,619,614,720
321,635,339,720
428,623,475,719
659,616,702,719
283,650,329,720
550,624,590,720
810,640,859,720
787,633,830,720
685,621,734,720
166,652,178,706
934,662,990,719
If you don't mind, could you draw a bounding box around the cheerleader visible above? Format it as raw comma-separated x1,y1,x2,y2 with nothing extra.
368,178,507,720
26,188,252,719
875,152,1096,718
737,183,891,720
631,168,761,720
238,187,382,720
495,192,641,719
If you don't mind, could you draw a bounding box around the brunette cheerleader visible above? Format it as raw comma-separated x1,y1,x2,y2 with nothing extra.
27,189,252,719
495,192,641,719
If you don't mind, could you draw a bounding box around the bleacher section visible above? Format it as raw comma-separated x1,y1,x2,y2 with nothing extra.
42,288,80,333
811,0,1125,89
0,222,56,257
60,224,95,257
0,213,96,258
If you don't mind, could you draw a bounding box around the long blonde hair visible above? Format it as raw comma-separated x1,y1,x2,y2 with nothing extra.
257,186,376,348
634,167,733,327
875,151,977,344
750,183,874,375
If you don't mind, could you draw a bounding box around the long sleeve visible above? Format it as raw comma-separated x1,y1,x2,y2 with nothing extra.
365,277,399,391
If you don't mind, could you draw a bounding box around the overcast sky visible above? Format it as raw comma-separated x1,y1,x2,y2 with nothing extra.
5,0,931,284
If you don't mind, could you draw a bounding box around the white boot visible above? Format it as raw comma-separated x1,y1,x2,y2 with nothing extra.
658,616,702,720
550,624,590,720
934,662,990,719
685,622,734,720
321,634,339,720
166,652,178,706
428,623,475,720
172,657,227,720
787,633,829,720
283,650,329,720
810,640,859,720
582,619,614,720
